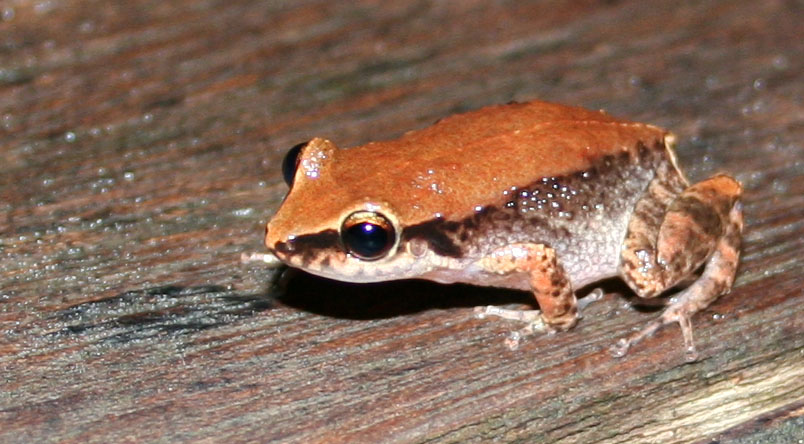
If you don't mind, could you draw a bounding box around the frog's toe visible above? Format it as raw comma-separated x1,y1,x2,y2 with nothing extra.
660,304,700,362
577,287,606,317
505,321,547,350
473,305,542,323
609,337,632,358
505,331,522,350
608,318,662,359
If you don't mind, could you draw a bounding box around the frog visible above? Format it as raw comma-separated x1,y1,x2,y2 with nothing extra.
246,99,743,361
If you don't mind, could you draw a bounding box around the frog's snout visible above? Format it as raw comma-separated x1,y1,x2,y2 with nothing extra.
263,224,284,258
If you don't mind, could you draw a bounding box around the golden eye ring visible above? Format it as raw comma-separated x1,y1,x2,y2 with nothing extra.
340,211,396,260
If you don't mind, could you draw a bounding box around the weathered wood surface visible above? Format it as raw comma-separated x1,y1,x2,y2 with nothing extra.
1,1,802,443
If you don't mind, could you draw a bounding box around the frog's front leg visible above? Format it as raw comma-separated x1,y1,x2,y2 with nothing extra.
475,243,578,349
617,174,743,361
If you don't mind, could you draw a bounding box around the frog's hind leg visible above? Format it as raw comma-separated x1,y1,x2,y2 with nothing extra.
616,173,743,361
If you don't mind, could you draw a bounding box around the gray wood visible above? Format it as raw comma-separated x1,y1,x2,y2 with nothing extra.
1,0,802,442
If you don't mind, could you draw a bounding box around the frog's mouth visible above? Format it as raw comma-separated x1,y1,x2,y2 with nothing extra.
270,240,436,285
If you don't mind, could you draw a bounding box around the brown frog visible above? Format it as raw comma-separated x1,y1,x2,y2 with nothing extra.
247,100,743,361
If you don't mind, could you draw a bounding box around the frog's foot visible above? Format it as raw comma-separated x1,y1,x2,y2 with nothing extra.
473,306,546,350
473,288,605,350
240,251,283,268
610,292,699,362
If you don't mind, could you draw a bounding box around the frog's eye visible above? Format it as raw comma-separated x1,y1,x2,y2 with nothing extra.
341,211,396,261
282,141,309,186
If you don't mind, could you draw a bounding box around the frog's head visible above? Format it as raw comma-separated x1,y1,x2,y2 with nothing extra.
264,138,442,283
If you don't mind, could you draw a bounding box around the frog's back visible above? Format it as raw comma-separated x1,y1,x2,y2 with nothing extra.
398,100,633,150
333,100,675,223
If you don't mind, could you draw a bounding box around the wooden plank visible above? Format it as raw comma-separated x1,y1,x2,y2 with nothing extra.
1,0,802,442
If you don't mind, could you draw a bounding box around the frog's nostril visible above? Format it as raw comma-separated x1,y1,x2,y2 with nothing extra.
275,240,295,254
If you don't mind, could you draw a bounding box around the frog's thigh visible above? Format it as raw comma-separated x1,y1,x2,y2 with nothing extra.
480,243,578,330
621,174,742,297
617,174,743,359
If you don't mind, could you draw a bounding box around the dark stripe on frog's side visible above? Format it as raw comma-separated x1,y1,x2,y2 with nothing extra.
402,219,464,258
402,205,539,259
402,141,672,261
274,229,339,266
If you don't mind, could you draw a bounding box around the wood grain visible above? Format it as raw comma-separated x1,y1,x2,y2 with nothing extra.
1,0,802,443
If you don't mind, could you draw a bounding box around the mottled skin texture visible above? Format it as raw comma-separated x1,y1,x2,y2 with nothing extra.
259,100,743,360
